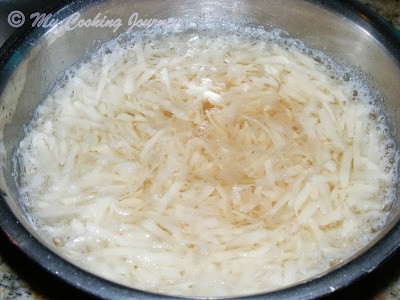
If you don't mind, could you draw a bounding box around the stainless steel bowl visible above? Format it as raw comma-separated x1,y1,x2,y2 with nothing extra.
0,0,399,299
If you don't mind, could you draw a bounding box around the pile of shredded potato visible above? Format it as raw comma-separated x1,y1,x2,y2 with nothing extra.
16,30,397,297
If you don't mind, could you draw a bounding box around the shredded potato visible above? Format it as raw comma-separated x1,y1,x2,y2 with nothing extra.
16,30,397,297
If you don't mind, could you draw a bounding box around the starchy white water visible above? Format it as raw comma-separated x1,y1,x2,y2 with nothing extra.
15,27,398,297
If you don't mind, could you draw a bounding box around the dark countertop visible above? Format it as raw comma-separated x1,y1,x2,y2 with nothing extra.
0,1,399,299
361,0,400,29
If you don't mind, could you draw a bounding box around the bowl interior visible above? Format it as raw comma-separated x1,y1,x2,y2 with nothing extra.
0,0,399,299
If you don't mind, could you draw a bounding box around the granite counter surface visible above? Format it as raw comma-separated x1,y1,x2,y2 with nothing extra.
362,0,400,29
1,0,399,299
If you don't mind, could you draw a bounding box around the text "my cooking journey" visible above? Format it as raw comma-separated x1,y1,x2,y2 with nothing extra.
8,11,178,32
